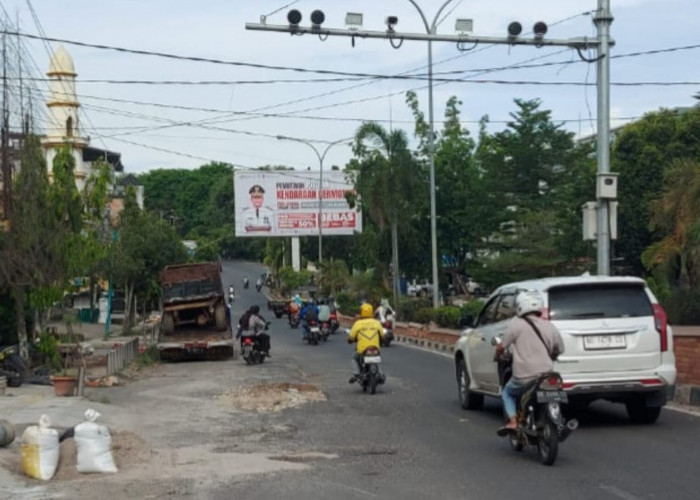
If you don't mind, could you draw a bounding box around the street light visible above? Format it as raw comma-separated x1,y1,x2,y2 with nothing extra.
276,135,352,266
407,0,457,308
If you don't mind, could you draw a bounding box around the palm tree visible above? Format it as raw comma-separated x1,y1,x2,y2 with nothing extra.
642,159,700,289
352,122,418,311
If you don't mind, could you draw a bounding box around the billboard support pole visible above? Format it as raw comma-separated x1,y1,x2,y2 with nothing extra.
292,236,301,272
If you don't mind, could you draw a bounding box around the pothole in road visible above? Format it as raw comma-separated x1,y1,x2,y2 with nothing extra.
222,382,326,413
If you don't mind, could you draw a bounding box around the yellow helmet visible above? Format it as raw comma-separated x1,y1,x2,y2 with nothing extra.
359,303,373,318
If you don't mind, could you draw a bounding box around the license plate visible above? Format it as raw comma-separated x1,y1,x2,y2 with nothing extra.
583,334,626,350
310,327,319,333
537,391,568,403
364,356,382,364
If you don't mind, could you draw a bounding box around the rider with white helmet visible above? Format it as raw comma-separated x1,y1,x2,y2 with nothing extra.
495,290,565,435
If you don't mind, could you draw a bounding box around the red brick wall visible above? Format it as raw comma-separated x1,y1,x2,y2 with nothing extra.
674,336,700,385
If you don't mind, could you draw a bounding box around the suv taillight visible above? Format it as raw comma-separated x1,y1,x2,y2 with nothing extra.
652,304,668,352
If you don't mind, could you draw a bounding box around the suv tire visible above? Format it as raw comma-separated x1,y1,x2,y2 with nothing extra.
457,358,483,410
626,400,662,424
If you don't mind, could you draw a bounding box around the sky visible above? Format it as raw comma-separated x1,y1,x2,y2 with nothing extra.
1,0,698,174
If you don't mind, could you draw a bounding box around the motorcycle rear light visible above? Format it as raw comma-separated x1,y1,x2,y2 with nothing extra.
243,338,253,345
539,375,562,390
652,304,668,352
366,347,379,355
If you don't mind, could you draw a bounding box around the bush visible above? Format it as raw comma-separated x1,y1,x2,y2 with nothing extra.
460,300,486,326
412,307,434,325
433,307,462,329
397,297,431,322
335,292,357,316
662,289,700,325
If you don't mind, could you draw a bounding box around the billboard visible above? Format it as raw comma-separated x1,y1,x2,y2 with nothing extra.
234,170,362,237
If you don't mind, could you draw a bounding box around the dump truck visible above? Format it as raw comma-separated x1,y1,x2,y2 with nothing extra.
157,261,234,360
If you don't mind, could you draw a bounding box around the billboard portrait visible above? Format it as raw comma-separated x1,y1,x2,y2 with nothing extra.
234,170,362,237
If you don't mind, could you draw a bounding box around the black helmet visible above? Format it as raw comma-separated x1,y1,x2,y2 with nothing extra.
250,305,260,314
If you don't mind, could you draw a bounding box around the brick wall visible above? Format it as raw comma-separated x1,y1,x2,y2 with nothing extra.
673,327,700,386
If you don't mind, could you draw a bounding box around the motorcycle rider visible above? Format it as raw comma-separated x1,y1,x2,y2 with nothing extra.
243,276,249,289
236,305,271,356
374,298,395,326
494,291,565,435
255,276,263,291
347,303,386,384
317,299,331,323
299,300,319,341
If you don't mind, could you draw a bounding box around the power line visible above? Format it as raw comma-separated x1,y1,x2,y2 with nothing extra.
4,29,697,82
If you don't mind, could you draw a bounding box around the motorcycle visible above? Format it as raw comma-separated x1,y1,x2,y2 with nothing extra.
502,372,578,465
289,313,300,329
0,345,26,387
329,311,339,334
228,292,235,306
240,323,270,365
380,319,394,347
243,279,249,290
255,283,262,293
306,320,320,345
355,346,386,395
320,321,331,342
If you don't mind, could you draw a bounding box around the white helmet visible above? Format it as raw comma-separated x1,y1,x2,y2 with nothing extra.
516,291,543,317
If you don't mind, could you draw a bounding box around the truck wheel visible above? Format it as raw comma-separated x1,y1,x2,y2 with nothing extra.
162,313,175,335
215,304,227,331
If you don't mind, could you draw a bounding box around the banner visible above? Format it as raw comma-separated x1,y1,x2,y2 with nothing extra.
234,170,362,237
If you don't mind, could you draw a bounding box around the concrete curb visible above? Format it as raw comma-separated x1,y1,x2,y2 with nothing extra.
394,334,455,355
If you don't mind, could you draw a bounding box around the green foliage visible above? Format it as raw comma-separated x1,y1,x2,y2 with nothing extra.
320,260,350,296
662,289,700,325
613,107,700,274
335,292,357,316
134,345,160,368
461,300,486,323
277,267,313,296
37,333,61,371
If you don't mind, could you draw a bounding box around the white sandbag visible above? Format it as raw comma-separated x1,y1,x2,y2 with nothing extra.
21,414,60,480
74,408,118,473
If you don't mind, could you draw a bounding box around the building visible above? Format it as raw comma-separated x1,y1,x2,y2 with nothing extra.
41,46,124,191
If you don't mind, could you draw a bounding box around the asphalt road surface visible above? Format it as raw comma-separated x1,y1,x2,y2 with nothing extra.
220,261,700,500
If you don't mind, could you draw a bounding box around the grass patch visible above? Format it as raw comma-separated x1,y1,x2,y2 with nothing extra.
134,345,160,369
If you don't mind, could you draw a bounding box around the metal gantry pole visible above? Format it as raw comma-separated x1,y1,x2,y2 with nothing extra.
407,0,454,308
595,0,613,275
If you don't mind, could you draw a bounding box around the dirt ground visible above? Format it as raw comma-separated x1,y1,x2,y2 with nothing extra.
0,358,334,499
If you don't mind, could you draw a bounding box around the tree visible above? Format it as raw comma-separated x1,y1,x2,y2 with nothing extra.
613,107,700,274
113,187,188,329
642,159,700,289
351,122,423,305
473,99,593,285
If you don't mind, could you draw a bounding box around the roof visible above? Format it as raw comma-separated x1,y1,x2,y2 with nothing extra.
494,275,646,294
83,146,123,172
47,46,76,76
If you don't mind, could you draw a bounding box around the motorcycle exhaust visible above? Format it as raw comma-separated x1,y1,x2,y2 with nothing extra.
558,418,579,442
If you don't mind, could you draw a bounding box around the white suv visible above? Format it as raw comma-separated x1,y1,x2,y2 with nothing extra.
454,275,676,424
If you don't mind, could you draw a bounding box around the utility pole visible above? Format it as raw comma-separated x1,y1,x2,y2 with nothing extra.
595,0,613,276
1,32,11,226
247,1,615,280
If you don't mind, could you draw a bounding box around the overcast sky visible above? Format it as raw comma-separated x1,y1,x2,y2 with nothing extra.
3,0,698,173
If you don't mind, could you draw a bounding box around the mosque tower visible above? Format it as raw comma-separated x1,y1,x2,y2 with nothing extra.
41,45,89,190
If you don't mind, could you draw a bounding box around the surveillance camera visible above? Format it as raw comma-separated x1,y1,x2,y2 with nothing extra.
311,10,325,27
287,9,302,26
507,21,522,37
386,16,398,26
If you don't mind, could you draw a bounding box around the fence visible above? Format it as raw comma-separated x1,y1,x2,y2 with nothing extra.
107,338,139,375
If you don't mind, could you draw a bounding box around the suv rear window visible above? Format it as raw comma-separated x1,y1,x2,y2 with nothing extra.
548,284,653,320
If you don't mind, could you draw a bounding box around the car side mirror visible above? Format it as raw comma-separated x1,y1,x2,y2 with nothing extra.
491,336,502,346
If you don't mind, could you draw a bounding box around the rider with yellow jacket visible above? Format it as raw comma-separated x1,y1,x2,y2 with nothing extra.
347,303,386,383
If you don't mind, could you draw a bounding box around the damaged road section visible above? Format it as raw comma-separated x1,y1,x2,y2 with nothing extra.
221,382,326,413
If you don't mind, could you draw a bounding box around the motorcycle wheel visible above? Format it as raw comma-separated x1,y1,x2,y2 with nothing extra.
369,375,378,395
537,421,559,466
4,353,25,387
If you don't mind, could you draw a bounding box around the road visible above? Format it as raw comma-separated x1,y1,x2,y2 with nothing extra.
219,261,700,500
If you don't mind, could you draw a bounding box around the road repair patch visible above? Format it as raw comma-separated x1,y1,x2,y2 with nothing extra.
222,382,326,413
